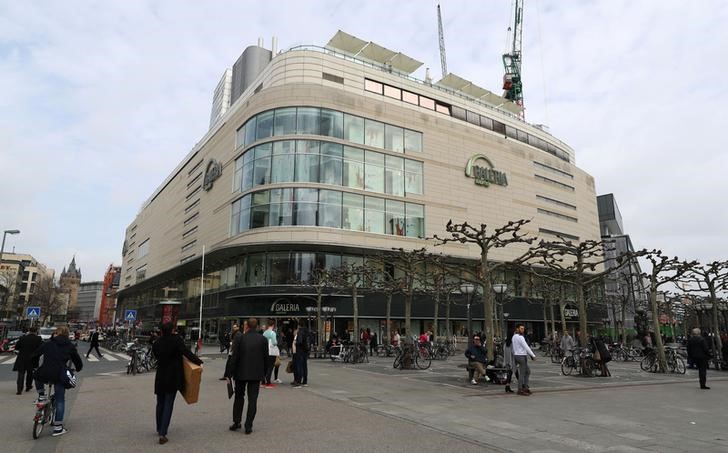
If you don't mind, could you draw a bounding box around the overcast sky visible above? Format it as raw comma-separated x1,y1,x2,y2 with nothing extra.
1,0,726,281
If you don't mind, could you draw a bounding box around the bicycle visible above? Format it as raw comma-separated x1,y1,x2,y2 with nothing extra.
561,347,597,377
32,384,56,439
393,342,431,370
126,344,145,375
550,346,564,364
640,348,685,374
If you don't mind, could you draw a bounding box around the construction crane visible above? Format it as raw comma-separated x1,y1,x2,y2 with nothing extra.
437,3,448,79
502,0,524,116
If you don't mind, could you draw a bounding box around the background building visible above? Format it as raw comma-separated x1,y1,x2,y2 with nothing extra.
59,256,81,320
98,264,121,326
76,281,103,324
0,252,54,322
118,32,604,340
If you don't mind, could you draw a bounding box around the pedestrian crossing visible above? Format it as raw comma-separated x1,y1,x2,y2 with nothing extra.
0,355,16,365
0,349,129,365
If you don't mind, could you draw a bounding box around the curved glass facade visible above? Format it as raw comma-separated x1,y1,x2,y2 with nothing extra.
233,140,424,196
235,106,423,154
231,188,425,238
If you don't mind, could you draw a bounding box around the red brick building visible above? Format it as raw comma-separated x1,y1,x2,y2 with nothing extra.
98,264,121,326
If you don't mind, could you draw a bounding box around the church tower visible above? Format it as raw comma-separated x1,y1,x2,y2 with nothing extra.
59,256,82,318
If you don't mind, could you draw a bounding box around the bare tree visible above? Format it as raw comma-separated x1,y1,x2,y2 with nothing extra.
0,268,20,320
368,258,405,346
529,237,624,347
640,250,696,372
297,267,336,347
421,254,461,341
329,262,372,343
688,261,728,354
31,274,62,326
434,219,535,361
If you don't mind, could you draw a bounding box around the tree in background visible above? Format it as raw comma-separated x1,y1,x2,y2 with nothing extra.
329,262,372,343
688,261,728,354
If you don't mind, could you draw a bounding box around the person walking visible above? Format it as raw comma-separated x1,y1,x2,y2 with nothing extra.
262,320,280,388
152,322,203,445
32,326,83,436
85,330,103,359
370,330,378,356
512,323,536,395
225,318,267,434
560,331,576,355
687,328,711,390
503,329,516,393
13,326,42,395
293,325,311,387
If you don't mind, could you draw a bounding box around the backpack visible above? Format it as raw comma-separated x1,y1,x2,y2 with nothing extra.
60,367,77,389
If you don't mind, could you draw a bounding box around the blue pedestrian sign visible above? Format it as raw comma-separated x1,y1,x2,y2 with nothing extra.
124,310,137,322
27,307,41,318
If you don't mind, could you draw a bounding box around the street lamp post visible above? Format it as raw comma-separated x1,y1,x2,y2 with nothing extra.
503,312,510,337
460,283,475,339
492,283,507,340
0,229,20,321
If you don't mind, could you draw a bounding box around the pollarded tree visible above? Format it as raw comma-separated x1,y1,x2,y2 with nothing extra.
640,250,696,372
32,273,62,326
434,219,536,361
298,267,336,347
421,254,462,341
688,261,728,354
329,262,372,343
529,237,628,347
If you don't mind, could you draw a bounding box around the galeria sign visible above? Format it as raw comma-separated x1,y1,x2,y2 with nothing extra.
464,154,508,187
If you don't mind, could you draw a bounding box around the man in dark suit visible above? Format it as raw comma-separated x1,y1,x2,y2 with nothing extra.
687,328,711,389
86,330,102,359
13,327,42,394
225,317,267,434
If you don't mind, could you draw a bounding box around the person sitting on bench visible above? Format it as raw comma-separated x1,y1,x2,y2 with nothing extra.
464,336,490,385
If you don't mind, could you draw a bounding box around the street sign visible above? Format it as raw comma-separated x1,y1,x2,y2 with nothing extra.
124,310,137,322
27,307,41,318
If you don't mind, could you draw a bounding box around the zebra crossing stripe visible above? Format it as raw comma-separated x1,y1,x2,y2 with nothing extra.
103,354,119,361
87,355,99,362
0,356,16,365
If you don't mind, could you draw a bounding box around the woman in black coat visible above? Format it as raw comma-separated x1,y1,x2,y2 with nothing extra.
152,322,202,445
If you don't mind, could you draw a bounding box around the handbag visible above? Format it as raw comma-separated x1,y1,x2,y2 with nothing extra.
285,360,293,374
593,350,601,361
268,340,280,357
275,355,282,367
60,367,77,389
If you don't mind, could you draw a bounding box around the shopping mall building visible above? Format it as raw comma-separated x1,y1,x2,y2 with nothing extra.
116,31,604,340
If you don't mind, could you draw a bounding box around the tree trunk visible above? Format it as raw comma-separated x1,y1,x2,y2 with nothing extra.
559,285,567,334
433,293,439,341
710,287,722,356
317,292,323,347
549,301,557,342
386,292,392,345
352,286,359,344
445,292,451,338
542,303,548,342
649,283,667,372
620,302,627,346
576,280,588,347
483,261,495,361
404,290,412,340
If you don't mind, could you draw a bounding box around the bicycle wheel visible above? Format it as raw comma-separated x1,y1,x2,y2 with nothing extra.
561,357,575,376
674,357,686,374
582,358,598,377
415,351,431,370
393,354,401,369
640,354,655,372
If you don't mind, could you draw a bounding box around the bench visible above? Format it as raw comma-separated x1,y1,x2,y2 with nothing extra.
459,363,510,384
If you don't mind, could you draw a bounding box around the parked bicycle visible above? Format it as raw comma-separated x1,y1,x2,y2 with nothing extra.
640,347,685,374
560,347,598,377
393,342,431,370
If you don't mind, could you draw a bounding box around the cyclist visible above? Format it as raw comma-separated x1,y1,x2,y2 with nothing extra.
32,326,83,436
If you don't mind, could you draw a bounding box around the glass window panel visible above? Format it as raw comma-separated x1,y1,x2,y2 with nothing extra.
365,150,385,192
343,114,365,144
318,189,342,228
505,125,518,139
385,199,406,236
293,252,317,283
343,146,365,189
364,79,383,94
243,254,266,286
364,196,385,234
268,252,292,285
253,143,271,186
271,141,295,183
269,188,293,226
320,142,343,186
384,124,404,153
402,90,418,105
295,140,320,183
517,129,529,143
405,203,424,238
244,116,257,146
317,253,342,272
238,195,251,232
236,125,246,149
383,85,401,99
404,129,422,153
364,119,385,148
254,142,272,159
256,110,274,140
233,157,243,192
451,106,467,121
294,188,319,226
404,159,424,194
385,155,404,196
250,190,270,228
297,107,320,135
251,190,270,206
320,109,343,138
419,96,435,110
242,162,254,191
478,116,492,130
231,198,241,234
435,103,451,115
274,107,297,136
466,110,480,125
492,120,506,135
342,193,364,231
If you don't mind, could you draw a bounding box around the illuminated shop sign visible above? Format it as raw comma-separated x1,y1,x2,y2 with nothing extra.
203,159,223,191
464,154,508,188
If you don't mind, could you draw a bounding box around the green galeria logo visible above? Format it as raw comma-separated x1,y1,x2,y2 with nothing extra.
464,154,508,187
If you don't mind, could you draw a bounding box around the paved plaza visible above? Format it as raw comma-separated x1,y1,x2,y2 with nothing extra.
1,346,727,452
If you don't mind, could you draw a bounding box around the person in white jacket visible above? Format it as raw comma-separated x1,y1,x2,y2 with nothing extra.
512,323,536,395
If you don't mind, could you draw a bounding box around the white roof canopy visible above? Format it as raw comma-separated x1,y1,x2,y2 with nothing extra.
326,30,424,75
436,73,523,115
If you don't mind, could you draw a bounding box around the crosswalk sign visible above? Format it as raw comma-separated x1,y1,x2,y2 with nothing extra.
124,310,137,322
27,306,41,318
